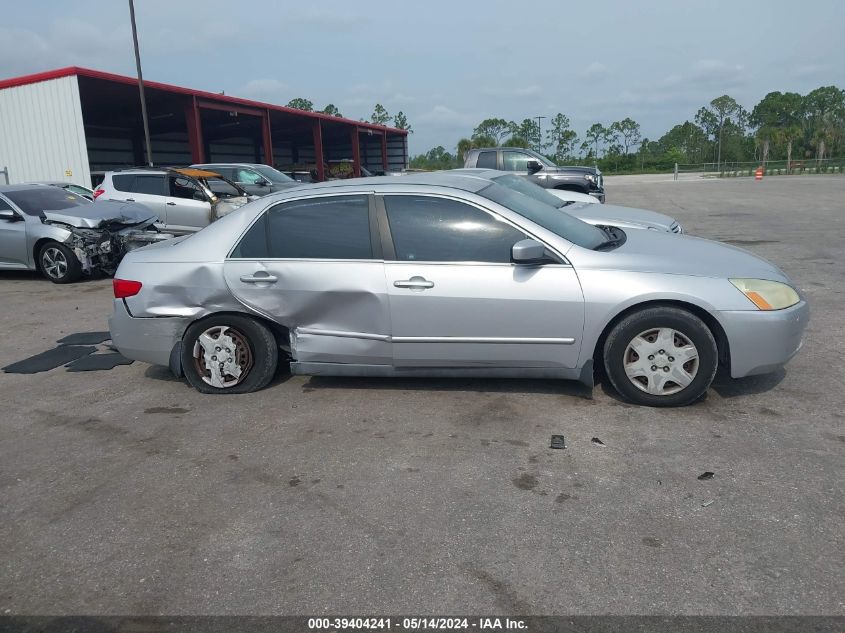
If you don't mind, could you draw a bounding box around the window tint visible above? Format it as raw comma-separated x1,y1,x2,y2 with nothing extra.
133,175,165,195
0,197,13,211
502,151,533,171
476,151,497,169
169,176,205,200
112,174,134,192
384,195,526,263
230,215,269,258
267,195,372,259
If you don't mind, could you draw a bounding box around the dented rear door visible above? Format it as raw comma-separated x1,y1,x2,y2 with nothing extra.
222,193,391,366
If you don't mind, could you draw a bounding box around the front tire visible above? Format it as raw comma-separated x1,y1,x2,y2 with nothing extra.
181,315,278,394
39,241,82,284
603,306,718,407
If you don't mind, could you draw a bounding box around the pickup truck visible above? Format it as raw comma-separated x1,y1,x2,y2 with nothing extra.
464,147,605,202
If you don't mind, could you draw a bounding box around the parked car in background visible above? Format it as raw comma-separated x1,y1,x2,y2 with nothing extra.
545,188,599,205
0,184,170,283
464,147,605,202
450,169,682,233
94,167,255,234
30,181,95,200
109,173,807,406
190,163,302,196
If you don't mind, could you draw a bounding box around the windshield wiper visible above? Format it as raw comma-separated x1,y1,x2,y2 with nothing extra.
595,225,626,251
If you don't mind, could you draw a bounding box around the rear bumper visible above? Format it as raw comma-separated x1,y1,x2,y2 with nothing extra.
108,300,190,367
721,300,809,378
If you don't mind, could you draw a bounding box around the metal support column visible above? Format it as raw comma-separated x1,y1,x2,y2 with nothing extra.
184,97,205,164
262,109,274,167
350,128,361,177
312,120,325,182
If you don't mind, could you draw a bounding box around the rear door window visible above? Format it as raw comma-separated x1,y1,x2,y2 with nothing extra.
111,174,134,192
132,175,166,195
476,151,497,169
230,195,373,259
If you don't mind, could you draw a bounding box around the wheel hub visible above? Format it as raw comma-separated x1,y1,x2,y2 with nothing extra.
192,326,253,388
42,247,67,279
623,327,699,396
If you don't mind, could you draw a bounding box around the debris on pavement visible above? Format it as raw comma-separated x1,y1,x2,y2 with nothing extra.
65,352,134,372
701,499,715,507
549,435,566,449
591,437,606,447
698,471,715,480
57,331,111,345
2,345,97,374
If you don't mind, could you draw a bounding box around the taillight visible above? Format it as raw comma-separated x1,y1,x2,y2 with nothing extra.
93,188,105,199
113,279,142,298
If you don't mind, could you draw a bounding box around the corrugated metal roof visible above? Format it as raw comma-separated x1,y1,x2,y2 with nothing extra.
0,66,409,136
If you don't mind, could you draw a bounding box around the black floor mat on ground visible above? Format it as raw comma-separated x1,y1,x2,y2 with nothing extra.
56,331,111,345
65,352,134,372
2,346,97,374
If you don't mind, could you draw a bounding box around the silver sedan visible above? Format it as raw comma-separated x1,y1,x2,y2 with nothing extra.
109,173,808,406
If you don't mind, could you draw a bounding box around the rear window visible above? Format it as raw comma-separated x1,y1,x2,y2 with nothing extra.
476,151,497,169
111,174,164,195
2,187,90,216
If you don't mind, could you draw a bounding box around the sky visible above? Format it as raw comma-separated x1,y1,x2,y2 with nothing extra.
2,0,843,156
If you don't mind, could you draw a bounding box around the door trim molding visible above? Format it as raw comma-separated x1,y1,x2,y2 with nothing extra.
296,328,574,345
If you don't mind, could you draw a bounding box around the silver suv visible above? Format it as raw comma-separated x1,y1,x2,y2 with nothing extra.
94,167,255,234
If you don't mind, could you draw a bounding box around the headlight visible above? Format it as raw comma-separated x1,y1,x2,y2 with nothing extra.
584,174,596,182
729,278,800,310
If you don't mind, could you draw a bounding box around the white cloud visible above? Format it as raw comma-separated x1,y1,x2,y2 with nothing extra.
417,105,475,127
239,79,290,102
579,62,610,78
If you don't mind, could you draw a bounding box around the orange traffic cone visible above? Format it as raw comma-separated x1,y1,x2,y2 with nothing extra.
755,166,763,181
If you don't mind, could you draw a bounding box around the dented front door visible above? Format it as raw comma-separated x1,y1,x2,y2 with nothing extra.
222,194,391,366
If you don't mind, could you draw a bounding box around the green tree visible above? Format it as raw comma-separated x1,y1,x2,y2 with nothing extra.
320,104,342,117
704,95,741,168
512,118,540,151
393,111,413,133
803,86,845,161
548,113,578,162
286,98,314,111
611,118,642,155
584,123,606,158
371,103,391,126
473,118,513,144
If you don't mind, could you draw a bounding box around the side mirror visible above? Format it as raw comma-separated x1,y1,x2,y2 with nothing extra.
511,239,547,265
0,209,20,222
257,178,270,186
526,160,543,174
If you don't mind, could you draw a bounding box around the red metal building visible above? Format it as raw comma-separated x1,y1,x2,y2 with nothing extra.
0,67,409,186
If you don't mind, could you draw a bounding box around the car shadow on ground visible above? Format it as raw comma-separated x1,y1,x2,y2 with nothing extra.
143,362,295,388
300,374,593,398
0,270,109,284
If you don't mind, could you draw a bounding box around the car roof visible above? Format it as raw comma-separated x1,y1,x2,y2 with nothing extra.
280,172,492,195
192,163,265,168
0,183,51,193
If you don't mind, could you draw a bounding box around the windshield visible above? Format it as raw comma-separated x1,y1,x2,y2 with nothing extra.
4,187,91,216
254,165,294,183
491,173,565,209
479,182,606,250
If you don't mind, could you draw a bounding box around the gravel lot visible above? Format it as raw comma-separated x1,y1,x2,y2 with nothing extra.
1,175,843,615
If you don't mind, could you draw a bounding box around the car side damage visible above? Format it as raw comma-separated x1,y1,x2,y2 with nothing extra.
41,201,173,275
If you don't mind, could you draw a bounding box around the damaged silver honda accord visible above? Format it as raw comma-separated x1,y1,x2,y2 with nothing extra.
109,173,809,407
0,184,172,283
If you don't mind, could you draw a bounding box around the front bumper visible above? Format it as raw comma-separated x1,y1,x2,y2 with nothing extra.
108,299,190,367
720,300,809,378
589,190,606,203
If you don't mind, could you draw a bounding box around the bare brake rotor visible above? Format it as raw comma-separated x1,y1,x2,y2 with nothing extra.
193,326,254,388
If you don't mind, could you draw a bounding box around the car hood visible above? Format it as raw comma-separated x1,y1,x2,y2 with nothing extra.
42,200,158,228
568,228,791,283
566,202,677,231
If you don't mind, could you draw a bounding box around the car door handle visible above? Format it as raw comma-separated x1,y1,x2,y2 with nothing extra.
240,274,278,284
125,198,135,202
166,201,176,206
394,276,434,290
